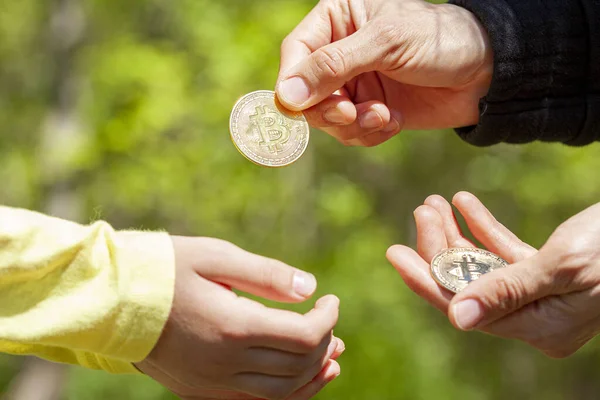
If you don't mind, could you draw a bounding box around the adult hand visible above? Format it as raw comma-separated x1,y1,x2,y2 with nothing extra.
136,236,343,400
387,191,600,358
276,0,493,147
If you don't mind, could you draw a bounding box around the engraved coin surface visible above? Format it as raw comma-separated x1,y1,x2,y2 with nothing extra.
230,90,309,167
430,248,509,293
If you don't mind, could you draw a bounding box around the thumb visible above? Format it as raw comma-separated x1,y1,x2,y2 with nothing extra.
199,240,318,303
276,25,385,111
448,253,554,331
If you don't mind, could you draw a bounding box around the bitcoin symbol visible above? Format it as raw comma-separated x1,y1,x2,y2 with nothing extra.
249,105,291,154
230,90,310,167
449,255,491,283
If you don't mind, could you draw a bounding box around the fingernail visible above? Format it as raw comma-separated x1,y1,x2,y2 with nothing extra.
453,299,484,330
278,76,310,106
337,338,346,353
293,271,317,297
358,110,383,130
323,107,347,125
381,117,400,134
327,339,338,355
330,369,341,381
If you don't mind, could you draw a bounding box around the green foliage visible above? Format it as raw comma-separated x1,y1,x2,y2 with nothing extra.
1,0,600,399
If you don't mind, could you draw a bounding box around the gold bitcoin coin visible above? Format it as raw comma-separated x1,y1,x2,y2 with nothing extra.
430,248,508,293
229,90,309,168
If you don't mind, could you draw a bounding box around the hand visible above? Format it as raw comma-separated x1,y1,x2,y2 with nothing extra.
387,191,600,358
136,236,344,400
276,0,493,147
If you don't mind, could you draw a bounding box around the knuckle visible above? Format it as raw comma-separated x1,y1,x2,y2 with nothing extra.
374,15,436,71
558,241,594,270
374,21,411,65
305,109,328,129
483,275,528,311
280,35,292,52
260,260,280,292
540,241,596,289
220,317,249,342
205,237,238,257
313,46,348,78
200,238,239,270
375,21,404,48
297,326,324,351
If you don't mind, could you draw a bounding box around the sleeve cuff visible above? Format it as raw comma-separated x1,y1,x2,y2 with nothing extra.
448,0,592,146
76,352,142,375
101,231,176,363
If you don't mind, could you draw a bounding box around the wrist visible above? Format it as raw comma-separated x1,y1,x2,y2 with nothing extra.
434,3,493,126
465,8,494,99
440,4,493,95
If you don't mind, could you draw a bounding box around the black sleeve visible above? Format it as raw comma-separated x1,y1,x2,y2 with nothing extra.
447,0,600,147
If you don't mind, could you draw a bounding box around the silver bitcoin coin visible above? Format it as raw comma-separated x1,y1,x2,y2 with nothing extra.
430,248,508,293
229,90,309,168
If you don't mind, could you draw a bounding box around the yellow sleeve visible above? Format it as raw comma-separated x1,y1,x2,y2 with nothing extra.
0,206,175,374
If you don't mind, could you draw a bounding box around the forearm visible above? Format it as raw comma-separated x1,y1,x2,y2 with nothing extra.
449,0,600,146
0,206,175,374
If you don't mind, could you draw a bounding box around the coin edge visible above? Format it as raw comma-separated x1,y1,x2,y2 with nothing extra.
229,90,310,168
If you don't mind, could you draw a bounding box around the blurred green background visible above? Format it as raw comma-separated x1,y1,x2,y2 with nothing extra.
2,0,600,399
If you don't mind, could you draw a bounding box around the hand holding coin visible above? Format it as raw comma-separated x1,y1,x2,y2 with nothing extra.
385,191,534,318
387,191,600,359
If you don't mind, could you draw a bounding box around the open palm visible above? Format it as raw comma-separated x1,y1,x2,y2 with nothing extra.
387,192,600,358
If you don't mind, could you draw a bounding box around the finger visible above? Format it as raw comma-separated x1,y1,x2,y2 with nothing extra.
452,191,537,263
246,295,340,353
343,128,400,147
242,336,341,377
414,205,448,263
303,94,357,127
232,356,337,400
331,337,345,359
318,101,399,143
200,239,318,302
342,101,390,137
277,25,386,111
386,245,453,313
343,108,403,147
137,361,259,400
283,337,341,396
278,1,333,77
286,360,341,400
423,195,475,248
448,253,554,331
